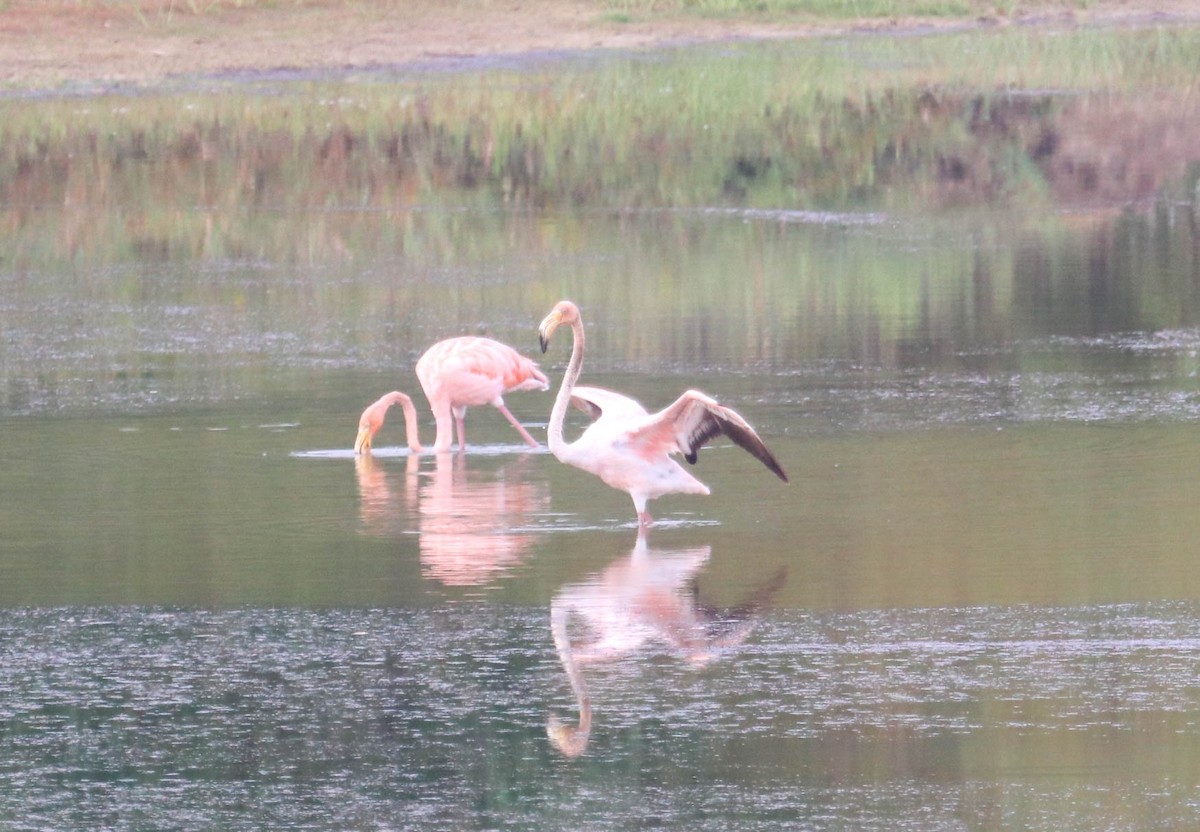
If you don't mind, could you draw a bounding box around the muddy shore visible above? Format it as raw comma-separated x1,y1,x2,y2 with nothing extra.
3,0,1199,91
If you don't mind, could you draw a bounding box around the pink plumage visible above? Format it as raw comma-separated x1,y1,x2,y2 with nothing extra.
355,336,549,454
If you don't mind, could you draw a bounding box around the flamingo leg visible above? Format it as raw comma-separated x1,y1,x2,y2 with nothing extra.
455,411,467,453
634,496,654,528
495,403,541,447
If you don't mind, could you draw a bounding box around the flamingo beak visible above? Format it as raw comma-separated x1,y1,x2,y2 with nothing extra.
354,425,372,455
538,310,562,354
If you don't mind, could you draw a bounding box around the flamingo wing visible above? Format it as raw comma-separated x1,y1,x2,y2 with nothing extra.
628,390,789,483
423,337,548,405
569,385,649,422
462,337,548,393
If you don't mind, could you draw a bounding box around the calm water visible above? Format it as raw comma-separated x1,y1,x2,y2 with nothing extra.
5,40,1200,832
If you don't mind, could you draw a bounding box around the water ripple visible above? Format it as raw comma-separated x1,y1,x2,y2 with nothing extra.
3,603,1200,829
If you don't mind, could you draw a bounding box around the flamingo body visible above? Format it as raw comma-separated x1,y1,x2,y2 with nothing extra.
559,386,712,508
417,336,549,453
354,336,548,454
538,301,788,526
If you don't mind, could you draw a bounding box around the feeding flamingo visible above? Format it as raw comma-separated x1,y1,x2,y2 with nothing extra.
354,336,549,454
355,391,424,455
537,300,788,527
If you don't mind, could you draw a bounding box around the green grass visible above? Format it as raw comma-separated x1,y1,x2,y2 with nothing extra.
0,25,1197,218
600,0,1041,18
0,18,1196,372
672,0,972,15
37,0,1093,18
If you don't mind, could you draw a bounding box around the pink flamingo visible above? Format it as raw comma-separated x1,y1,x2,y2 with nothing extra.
537,300,788,527
355,391,424,455
354,336,549,454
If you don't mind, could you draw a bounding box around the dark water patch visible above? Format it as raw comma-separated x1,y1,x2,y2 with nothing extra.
5,603,1200,830
758,325,1200,433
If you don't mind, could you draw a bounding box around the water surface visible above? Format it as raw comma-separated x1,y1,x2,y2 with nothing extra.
3,32,1200,832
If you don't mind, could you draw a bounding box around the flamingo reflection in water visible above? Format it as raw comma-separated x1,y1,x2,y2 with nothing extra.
547,532,787,757
354,336,549,455
355,453,549,586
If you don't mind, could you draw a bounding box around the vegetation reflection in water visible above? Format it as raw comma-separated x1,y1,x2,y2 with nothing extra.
3,19,1200,831
4,204,1199,419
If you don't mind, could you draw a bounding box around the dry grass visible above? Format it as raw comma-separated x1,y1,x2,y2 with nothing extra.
7,0,1194,20
0,0,1196,90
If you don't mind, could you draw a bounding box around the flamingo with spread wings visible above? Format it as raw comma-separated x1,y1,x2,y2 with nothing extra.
354,336,549,454
537,300,788,527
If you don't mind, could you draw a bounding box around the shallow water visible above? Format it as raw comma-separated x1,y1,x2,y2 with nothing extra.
5,206,1200,826
5,602,1200,830
4,36,1200,831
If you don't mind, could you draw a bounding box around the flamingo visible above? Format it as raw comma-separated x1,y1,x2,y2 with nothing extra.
537,300,788,527
355,391,423,455
354,336,549,454
547,530,787,757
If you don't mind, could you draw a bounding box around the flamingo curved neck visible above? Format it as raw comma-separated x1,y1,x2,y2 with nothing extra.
548,317,585,458
548,599,591,756
388,392,424,453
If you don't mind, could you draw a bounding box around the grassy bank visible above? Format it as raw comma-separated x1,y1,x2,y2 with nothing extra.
6,0,1075,19
2,25,1198,223
2,19,1198,408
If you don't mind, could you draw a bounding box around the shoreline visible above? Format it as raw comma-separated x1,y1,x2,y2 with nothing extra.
2,1,1199,93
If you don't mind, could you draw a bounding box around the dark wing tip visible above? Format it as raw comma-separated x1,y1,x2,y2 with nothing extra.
682,419,723,464
676,396,789,483
754,439,789,483
716,418,789,483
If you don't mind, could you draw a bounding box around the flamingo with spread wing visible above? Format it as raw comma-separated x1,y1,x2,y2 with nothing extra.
537,300,788,526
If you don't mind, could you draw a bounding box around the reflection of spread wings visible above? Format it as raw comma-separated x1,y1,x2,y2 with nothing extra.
546,532,787,757
561,539,712,664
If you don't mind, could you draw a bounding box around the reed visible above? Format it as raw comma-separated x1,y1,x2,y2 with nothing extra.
42,0,1103,20
4,27,1198,403
603,0,974,16
1,26,1197,219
